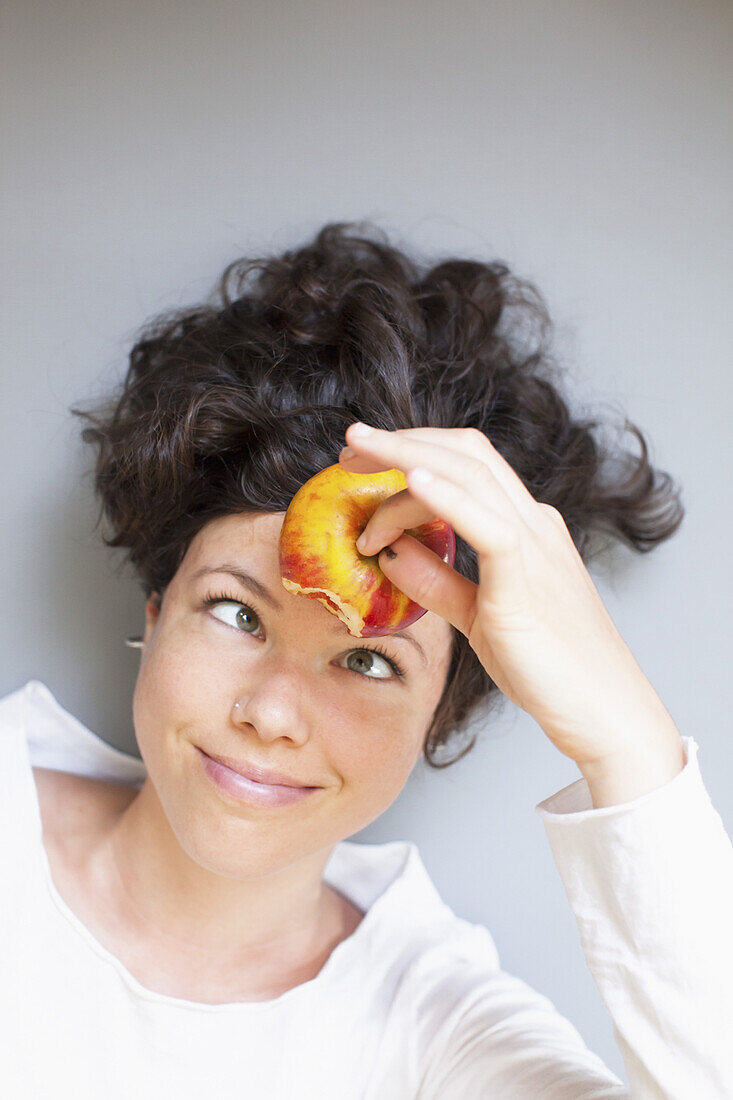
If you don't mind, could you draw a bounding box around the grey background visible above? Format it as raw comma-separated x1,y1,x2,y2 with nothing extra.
3,0,731,1082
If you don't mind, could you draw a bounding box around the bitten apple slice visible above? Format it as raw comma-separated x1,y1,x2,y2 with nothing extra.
278,462,456,638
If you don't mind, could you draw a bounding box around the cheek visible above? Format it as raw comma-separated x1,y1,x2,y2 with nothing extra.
332,700,427,797
131,648,197,761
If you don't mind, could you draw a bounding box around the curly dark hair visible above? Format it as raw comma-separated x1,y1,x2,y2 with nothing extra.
70,220,684,769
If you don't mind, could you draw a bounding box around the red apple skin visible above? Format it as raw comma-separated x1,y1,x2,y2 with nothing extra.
278,462,456,638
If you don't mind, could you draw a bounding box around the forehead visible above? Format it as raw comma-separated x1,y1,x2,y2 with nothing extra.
185,512,291,575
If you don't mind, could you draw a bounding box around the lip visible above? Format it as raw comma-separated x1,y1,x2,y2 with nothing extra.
195,747,321,809
197,748,316,789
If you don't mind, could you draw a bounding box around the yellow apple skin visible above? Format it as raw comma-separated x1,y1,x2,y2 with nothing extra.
278,462,456,638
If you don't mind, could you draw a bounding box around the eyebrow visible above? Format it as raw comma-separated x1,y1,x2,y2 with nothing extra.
191,564,429,666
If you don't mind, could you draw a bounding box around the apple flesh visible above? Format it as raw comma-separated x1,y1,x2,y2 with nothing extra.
278,462,456,638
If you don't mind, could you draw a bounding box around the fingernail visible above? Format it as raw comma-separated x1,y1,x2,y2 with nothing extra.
355,532,369,552
349,422,373,437
340,446,355,458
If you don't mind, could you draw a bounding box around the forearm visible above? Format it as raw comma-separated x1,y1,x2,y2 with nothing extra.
535,734,733,1098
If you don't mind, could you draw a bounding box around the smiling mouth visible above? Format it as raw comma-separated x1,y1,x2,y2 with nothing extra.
195,747,316,788
194,747,321,808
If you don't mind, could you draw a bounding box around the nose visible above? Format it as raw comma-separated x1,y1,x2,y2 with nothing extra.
229,662,313,747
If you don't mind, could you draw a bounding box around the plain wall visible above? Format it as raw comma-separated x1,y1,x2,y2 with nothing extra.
3,0,732,1082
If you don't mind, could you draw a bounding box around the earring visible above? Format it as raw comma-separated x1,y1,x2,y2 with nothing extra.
124,636,145,649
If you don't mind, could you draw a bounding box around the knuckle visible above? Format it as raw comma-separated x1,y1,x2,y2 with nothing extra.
467,453,491,482
539,503,567,530
465,426,489,449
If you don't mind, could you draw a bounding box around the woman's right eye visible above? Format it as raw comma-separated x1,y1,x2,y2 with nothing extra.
203,595,262,635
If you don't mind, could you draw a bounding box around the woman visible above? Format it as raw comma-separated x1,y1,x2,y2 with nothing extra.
2,221,731,1097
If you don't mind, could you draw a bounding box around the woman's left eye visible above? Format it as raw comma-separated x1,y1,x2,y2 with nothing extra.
202,594,406,682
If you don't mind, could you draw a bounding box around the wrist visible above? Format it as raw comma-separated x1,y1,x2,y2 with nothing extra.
578,720,686,809
576,704,686,809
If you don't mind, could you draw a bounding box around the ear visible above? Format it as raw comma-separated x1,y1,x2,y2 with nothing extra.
143,591,162,640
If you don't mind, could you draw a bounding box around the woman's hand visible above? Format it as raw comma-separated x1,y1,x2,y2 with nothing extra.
339,421,679,775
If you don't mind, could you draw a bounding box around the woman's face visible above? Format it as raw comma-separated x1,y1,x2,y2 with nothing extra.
133,511,454,877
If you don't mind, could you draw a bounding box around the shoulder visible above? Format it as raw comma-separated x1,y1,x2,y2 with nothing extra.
32,766,137,841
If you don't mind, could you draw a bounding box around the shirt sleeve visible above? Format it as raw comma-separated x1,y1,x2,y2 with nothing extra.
416,735,733,1099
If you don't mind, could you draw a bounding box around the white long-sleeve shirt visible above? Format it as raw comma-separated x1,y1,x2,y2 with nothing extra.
1,678,731,1098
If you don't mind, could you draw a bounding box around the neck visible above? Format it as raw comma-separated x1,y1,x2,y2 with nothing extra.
91,777,339,977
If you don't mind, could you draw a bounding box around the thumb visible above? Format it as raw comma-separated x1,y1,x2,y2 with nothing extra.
378,533,476,638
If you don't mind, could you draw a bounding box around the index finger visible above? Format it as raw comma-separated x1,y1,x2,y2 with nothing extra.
353,486,438,557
